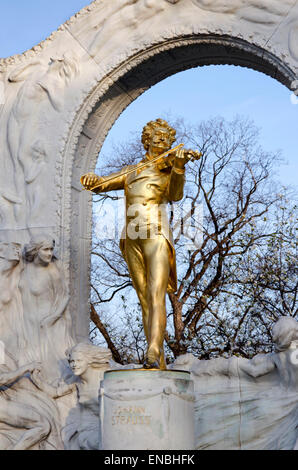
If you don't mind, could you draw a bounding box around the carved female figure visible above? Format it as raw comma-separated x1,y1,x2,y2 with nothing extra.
20,238,74,381
6,55,79,227
191,317,298,450
33,342,112,450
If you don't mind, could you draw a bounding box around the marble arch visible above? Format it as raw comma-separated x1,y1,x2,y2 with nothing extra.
1,0,298,340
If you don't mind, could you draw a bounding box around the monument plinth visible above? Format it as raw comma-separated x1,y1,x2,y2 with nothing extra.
100,369,195,450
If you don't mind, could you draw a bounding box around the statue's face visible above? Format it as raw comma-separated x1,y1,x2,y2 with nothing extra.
148,127,171,156
69,351,88,376
37,243,54,265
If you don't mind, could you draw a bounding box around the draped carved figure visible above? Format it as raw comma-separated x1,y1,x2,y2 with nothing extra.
88,0,167,59
0,238,86,450
5,55,79,228
0,353,63,450
174,317,298,450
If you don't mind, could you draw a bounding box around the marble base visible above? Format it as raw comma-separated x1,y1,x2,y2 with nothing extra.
100,369,195,450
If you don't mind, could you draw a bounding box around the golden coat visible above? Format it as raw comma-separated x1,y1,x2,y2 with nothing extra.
92,157,185,293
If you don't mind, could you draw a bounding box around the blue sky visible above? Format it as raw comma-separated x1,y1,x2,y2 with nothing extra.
1,0,297,188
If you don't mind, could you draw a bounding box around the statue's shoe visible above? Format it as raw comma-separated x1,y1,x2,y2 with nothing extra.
143,356,160,370
159,351,167,370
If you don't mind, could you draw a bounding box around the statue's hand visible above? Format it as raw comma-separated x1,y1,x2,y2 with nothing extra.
174,149,202,169
80,172,102,191
185,150,202,161
174,148,190,170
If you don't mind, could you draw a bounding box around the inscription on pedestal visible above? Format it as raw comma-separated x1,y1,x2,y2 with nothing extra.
112,406,152,426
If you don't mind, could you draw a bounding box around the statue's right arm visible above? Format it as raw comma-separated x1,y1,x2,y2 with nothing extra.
31,369,76,398
81,165,132,193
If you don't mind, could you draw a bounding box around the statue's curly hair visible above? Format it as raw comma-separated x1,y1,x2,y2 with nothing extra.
141,118,176,151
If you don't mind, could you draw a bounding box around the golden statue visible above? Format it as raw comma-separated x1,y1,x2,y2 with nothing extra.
81,119,201,369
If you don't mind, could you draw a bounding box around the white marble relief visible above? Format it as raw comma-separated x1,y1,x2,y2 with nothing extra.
0,353,63,450
20,238,74,381
171,317,298,450
32,343,112,450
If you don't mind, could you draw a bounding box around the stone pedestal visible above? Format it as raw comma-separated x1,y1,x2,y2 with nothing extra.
100,369,195,450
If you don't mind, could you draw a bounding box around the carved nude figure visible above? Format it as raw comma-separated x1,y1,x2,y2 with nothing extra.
192,317,298,388
239,317,298,389
20,238,74,381
0,353,62,450
32,343,112,450
191,317,298,450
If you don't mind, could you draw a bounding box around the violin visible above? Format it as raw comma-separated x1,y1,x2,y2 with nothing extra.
152,145,203,171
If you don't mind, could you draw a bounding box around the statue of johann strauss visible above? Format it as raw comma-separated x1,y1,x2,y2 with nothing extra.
81,118,201,369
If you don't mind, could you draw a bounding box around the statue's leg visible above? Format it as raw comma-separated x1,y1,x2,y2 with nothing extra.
124,238,150,346
142,235,170,369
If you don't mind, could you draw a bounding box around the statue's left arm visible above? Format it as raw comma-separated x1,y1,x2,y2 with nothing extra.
168,165,185,202
0,362,41,387
167,147,189,202
168,147,202,201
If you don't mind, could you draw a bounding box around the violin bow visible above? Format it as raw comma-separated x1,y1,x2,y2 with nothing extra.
81,144,183,191
82,144,202,192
